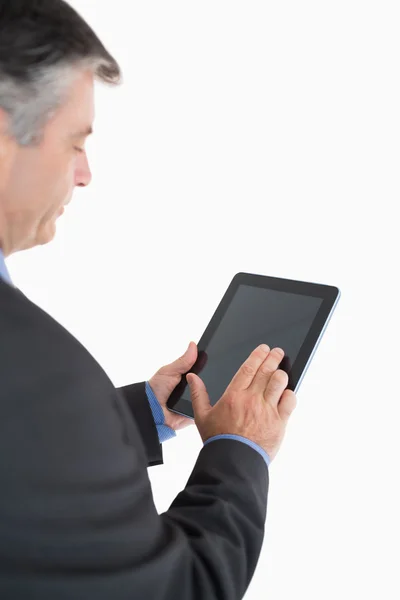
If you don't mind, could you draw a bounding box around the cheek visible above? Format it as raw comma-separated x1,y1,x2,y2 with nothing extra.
51,159,75,203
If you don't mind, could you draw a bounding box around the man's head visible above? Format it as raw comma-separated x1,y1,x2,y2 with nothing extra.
0,0,122,256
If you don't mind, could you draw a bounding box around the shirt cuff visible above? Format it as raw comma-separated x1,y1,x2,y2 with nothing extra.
203,434,271,467
145,381,176,444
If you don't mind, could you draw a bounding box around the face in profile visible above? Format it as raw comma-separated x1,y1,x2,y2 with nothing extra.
0,69,94,253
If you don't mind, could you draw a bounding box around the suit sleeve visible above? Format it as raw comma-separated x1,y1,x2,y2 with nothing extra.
118,381,163,467
0,363,268,599
160,439,269,599
105,386,270,599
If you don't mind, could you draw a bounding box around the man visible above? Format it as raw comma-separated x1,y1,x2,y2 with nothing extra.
0,1,297,598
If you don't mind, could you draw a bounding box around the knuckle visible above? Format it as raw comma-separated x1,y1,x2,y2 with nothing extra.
260,362,273,375
274,369,288,385
224,392,237,408
259,354,283,375
269,370,286,390
242,362,255,377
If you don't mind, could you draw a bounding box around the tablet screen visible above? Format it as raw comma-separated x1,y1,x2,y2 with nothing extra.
183,284,323,406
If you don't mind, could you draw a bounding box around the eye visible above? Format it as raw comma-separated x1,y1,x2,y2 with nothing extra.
74,146,84,153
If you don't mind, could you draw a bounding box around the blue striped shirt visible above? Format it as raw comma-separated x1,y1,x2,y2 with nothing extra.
0,248,270,467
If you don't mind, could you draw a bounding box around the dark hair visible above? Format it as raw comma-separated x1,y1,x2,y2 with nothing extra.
0,0,122,145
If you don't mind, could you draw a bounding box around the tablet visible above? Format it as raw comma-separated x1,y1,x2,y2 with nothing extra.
167,272,341,419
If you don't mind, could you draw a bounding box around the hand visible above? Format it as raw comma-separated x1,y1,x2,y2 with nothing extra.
186,344,297,462
148,342,198,431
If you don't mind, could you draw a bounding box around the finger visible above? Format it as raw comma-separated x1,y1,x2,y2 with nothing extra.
278,389,297,424
162,342,198,376
228,344,271,392
250,347,285,395
264,369,289,407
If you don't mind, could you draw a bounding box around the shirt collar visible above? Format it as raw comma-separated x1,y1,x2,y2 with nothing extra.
0,247,14,286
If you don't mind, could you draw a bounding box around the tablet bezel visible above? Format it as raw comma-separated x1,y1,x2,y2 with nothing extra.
166,272,340,419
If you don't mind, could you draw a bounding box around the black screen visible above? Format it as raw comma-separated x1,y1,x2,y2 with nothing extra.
182,284,323,406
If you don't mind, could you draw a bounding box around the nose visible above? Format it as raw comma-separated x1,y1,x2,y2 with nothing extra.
75,151,92,188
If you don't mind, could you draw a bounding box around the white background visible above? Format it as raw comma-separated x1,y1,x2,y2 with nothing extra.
7,1,400,598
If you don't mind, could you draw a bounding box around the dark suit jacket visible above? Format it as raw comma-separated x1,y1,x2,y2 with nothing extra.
0,277,269,599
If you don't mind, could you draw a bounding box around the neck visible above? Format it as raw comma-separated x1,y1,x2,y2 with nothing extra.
0,233,10,257
0,210,19,257
0,207,9,256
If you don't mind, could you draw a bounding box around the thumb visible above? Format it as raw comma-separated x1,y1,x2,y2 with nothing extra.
169,341,198,375
186,373,211,419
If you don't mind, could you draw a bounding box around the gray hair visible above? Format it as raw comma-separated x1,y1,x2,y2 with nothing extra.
0,0,122,146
